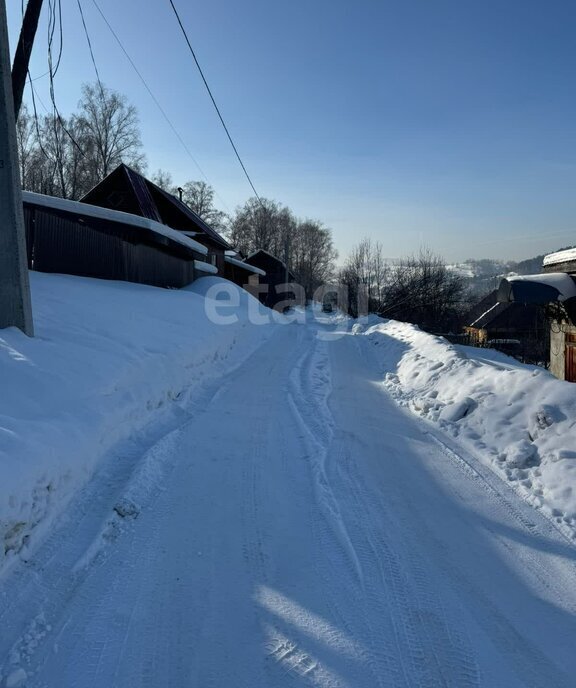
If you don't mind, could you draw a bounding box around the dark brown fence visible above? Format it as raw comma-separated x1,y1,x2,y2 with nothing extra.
23,203,202,289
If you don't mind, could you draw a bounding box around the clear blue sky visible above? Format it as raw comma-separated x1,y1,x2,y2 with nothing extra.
8,0,576,262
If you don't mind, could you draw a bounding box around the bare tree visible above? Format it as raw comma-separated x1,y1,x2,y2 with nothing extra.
77,82,146,190
15,104,38,189
17,109,85,199
382,248,465,332
178,180,228,230
340,237,388,316
17,82,146,200
291,220,338,297
228,197,286,256
229,197,337,298
16,106,58,195
150,169,174,192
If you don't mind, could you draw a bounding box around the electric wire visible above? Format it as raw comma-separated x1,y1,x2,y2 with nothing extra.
46,0,67,170
76,0,104,91
45,0,85,156
27,72,51,161
47,0,63,78
89,0,232,214
30,71,51,82
167,0,263,205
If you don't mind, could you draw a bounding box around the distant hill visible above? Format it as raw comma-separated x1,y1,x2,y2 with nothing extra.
513,254,547,275
449,247,575,297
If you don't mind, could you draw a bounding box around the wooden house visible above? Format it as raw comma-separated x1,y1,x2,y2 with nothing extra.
244,250,300,310
223,252,265,298
497,250,576,380
81,164,232,272
21,191,215,288
81,164,264,291
463,289,547,361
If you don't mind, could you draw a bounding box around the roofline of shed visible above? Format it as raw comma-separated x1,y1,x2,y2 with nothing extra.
193,260,218,275
22,190,208,256
225,255,266,276
246,249,296,279
80,163,232,251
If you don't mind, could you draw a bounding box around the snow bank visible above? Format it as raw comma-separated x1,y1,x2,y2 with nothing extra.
0,273,273,571
354,318,576,538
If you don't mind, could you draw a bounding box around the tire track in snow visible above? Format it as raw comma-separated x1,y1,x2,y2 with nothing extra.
330,440,413,688
0,336,276,685
342,443,481,688
287,332,363,585
288,330,394,687
322,334,484,688
349,332,576,687
399,479,576,688
329,436,481,688
0,419,181,686
241,427,272,588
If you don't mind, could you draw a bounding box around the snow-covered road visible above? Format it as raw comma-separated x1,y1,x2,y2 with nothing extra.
2,318,576,687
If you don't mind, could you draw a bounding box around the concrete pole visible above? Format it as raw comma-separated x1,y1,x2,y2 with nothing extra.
0,0,34,336
11,0,44,120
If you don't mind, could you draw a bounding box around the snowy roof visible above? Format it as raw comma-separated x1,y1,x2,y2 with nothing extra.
81,163,232,250
245,249,296,280
22,191,208,256
246,248,287,269
152,183,232,250
194,260,218,275
225,256,266,276
543,247,576,268
497,272,576,304
469,302,508,328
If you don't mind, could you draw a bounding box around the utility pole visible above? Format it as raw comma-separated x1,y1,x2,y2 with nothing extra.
0,0,34,335
11,0,43,119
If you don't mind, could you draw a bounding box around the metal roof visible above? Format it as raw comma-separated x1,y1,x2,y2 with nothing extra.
151,183,232,250
124,166,163,223
81,164,232,250
469,302,511,329
497,273,576,304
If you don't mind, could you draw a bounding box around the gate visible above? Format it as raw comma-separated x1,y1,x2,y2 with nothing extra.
565,334,576,382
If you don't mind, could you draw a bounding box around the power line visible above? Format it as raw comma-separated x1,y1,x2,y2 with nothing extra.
30,70,50,82
46,0,63,77
167,0,262,204
89,0,232,214
45,0,85,157
76,0,103,89
27,72,51,160
28,77,49,112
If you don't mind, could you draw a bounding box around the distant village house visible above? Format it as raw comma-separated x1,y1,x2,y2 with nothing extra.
497,248,576,381
244,249,300,311
463,289,547,362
